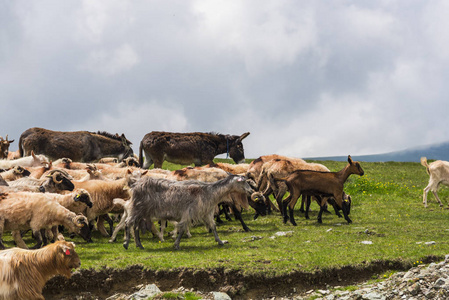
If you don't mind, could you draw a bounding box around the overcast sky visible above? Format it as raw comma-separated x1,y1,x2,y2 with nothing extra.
2,1,449,159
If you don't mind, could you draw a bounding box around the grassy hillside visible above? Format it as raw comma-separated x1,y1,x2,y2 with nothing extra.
4,159,449,277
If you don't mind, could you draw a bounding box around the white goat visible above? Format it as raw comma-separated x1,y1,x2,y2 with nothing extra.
421,157,449,207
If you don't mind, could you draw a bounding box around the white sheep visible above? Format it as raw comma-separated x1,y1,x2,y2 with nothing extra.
0,191,89,249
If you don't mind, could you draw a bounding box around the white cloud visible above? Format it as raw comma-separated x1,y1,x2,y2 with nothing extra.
3,1,449,160
81,44,139,76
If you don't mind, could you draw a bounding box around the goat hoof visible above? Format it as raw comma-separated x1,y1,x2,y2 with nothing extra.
123,243,129,250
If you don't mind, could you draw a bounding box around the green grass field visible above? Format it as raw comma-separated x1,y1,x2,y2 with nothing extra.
4,159,449,278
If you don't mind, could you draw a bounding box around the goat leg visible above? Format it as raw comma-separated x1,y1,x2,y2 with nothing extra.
0,218,6,249
342,202,352,224
173,226,185,250
232,205,251,232
304,195,311,219
123,224,131,250
288,205,297,226
317,205,326,224
31,230,43,249
282,199,289,224
134,224,144,249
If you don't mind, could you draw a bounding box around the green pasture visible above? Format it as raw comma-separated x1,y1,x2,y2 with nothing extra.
3,159,449,277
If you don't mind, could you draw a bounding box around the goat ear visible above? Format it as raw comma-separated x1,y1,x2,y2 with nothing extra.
348,155,353,164
31,150,36,159
58,243,73,255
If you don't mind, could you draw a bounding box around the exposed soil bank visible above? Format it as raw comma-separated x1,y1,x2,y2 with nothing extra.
43,255,442,300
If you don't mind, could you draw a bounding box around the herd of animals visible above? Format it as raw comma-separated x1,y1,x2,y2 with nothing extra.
0,127,447,299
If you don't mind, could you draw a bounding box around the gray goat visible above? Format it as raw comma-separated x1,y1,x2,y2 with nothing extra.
123,174,253,250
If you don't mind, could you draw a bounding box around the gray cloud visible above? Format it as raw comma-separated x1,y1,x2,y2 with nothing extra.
2,1,449,160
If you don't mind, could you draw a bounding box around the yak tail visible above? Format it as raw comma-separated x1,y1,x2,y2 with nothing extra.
139,141,144,168
18,135,24,158
420,157,430,175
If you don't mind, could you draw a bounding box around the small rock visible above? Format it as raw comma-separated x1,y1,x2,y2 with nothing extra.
127,284,161,300
361,241,373,245
211,291,232,300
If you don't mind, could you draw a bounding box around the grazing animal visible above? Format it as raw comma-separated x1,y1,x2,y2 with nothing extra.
205,162,250,175
277,155,364,225
0,241,80,300
0,175,7,187
0,135,14,159
259,158,330,218
246,154,306,183
7,169,74,193
73,170,139,238
167,166,264,232
139,131,250,169
6,150,20,160
123,174,254,250
0,166,31,181
0,191,88,249
18,127,133,162
0,151,48,169
421,157,449,207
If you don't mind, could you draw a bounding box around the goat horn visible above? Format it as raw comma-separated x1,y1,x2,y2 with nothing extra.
75,216,85,227
51,173,63,184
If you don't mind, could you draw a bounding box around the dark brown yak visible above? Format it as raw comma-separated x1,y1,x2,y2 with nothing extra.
139,131,250,169
18,127,133,162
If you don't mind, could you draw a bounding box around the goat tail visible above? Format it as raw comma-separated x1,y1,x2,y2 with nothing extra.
420,157,430,175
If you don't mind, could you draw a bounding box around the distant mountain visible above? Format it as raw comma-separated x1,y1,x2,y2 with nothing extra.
306,141,449,162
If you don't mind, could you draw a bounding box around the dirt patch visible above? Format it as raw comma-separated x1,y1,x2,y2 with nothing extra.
43,255,443,300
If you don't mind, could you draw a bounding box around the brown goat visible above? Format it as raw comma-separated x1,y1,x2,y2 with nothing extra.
0,135,14,159
0,241,80,300
72,170,139,238
276,155,364,225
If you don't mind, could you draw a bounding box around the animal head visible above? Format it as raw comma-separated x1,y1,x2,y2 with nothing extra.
72,214,92,242
86,164,103,180
250,192,267,217
347,155,364,176
30,151,50,167
227,132,250,164
73,189,93,208
230,175,254,195
53,241,81,278
13,166,31,177
45,169,75,192
123,156,140,167
0,135,14,159
119,134,134,161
